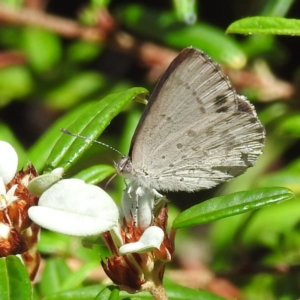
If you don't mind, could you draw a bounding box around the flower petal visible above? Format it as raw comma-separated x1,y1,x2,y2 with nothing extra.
0,141,18,184
28,167,64,196
28,179,119,236
119,226,164,255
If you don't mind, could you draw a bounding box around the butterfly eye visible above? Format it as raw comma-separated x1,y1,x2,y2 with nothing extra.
115,156,133,175
123,160,133,174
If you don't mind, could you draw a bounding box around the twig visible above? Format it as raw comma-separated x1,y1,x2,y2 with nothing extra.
0,4,106,41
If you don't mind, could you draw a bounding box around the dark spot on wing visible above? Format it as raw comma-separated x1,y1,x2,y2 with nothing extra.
180,178,184,181
187,129,197,137
214,95,228,106
167,117,172,121
169,163,174,167
177,143,183,149
212,165,244,177
216,106,229,113
200,106,206,113
196,97,202,104
161,155,166,159
194,95,206,113
256,127,265,134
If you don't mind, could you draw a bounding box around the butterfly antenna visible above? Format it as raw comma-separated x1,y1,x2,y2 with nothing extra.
60,128,124,156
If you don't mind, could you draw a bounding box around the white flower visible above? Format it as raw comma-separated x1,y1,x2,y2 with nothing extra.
0,141,19,209
29,179,119,236
119,226,164,255
0,140,41,280
0,141,18,185
28,178,165,253
28,171,172,292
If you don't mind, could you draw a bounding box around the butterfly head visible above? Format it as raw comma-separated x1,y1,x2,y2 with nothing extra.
114,156,133,177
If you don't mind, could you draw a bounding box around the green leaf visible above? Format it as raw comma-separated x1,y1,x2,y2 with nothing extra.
41,282,225,300
67,41,102,63
227,17,300,36
42,285,107,300
61,261,100,290
0,66,33,106
73,164,115,184
45,72,106,109
172,187,295,229
22,27,61,72
44,87,148,172
40,258,72,296
0,256,31,300
239,198,300,246
279,114,300,137
95,286,120,300
258,171,300,194
28,101,97,172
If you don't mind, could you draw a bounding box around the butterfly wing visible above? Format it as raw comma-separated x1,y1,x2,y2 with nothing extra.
129,47,265,192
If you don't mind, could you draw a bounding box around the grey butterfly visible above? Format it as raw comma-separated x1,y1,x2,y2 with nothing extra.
116,47,265,195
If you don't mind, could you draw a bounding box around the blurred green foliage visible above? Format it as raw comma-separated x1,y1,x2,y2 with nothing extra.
1,0,300,299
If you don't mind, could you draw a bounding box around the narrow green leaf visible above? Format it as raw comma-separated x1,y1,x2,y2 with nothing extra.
165,23,246,68
28,101,97,172
44,87,148,172
0,256,31,300
172,187,295,229
0,66,33,106
22,27,61,72
73,164,115,184
40,258,72,296
42,285,107,300
67,41,102,63
41,282,224,300
45,72,106,109
227,16,300,36
95,286,120,300
61,261,99,290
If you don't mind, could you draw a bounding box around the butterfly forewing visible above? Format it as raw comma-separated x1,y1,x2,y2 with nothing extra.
129,47,265,192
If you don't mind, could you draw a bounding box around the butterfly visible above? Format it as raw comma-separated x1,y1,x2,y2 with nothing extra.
116,47,265,195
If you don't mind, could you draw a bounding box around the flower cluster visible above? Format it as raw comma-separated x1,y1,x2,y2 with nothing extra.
28,179,174,294
0,140,175,296
0,141,40,280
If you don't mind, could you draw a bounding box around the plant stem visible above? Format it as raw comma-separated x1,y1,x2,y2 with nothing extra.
142,281,168,300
